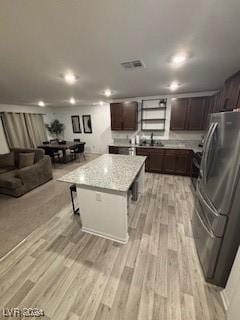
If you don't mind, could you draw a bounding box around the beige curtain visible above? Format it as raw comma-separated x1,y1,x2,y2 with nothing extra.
24,113,47,148
2,113,32,148
2,113,47,149
0,116,9,154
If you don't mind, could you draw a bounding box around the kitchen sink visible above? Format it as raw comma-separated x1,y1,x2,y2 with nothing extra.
139,141,164,147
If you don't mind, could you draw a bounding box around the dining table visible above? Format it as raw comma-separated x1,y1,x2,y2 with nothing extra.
38,141,85,163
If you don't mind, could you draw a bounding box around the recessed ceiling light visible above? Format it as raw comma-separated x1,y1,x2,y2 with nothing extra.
171,97,176,101
64,72,77,85
172,53,187,66
99,101,104,106
69,97,76,105
104,89,112,97
38,101,45,107
169,81,179,91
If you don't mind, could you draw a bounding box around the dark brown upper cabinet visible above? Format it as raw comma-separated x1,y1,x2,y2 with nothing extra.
110,103,123,130
188,97,210,130
209,70,240,113
170,98,189,130
170,97,210,131
222,71,240,110
110,102,138,131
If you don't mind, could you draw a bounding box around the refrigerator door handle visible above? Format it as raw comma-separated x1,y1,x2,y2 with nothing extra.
194,207,215,239
203,122,218,184
204,122,218,183
197,184,219,218
200,123,214,179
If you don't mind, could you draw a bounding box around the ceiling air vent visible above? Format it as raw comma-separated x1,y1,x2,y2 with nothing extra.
120,60,145,70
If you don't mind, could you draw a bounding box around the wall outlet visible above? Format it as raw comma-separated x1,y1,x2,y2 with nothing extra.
96,193,102,201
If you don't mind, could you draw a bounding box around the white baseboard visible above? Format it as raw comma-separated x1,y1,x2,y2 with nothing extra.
81,226,128,244
220,289,229,311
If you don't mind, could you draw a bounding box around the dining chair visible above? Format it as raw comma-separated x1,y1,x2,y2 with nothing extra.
69,184,80,215
43,148,60,163
50,139,58,144
46,140,62,161
71,143,86,161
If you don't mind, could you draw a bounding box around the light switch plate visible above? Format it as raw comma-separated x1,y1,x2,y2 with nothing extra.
96,193,102,201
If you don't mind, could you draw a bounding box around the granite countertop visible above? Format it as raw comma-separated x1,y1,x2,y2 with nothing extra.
109,141,202,153
58,154,146,192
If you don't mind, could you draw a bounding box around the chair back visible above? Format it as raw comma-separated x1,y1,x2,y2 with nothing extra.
50,139,58,144
43,141,49,145
44,147,58,157
75,143,85,153
74,138,81,142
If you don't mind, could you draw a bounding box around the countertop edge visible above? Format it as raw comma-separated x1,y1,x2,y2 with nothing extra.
109,143,202,153
58,154,146,192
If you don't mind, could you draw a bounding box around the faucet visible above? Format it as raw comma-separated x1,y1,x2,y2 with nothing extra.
150,132,154,146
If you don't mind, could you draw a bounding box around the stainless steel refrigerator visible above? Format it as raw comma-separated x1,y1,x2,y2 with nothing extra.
192,111,240,287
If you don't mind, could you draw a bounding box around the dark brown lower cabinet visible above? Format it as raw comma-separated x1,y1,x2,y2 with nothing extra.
136,147,193,176
136,148,164,173
164,149,193,176
108,146,119,154
135,148,151,172
163,150,176,174
109,146,193,176
148,149,165,173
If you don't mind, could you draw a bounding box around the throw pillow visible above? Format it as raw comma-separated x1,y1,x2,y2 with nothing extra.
0,151,15,168
18,152,35,169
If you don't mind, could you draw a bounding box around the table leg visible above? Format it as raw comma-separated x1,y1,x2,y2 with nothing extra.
62,149,67,163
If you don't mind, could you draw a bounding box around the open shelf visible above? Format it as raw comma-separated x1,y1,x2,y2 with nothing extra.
141,98,167,131
142,118,165,122
141,129,165,132
142,107,167,111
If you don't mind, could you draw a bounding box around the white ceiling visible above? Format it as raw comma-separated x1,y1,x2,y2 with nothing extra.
0,0,240,107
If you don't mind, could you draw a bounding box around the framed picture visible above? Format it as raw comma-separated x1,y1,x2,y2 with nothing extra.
82,115,92,134
71,115,81,133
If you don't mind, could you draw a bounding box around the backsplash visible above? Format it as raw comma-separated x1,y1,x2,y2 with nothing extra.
112,130,204,143
168,130,205,141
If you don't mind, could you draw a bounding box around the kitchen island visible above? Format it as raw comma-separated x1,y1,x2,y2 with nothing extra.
58,154,146,244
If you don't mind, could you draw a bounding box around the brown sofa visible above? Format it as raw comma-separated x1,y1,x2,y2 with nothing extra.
0,148,53,197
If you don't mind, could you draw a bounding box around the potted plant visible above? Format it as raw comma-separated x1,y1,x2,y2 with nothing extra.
46,120,64,141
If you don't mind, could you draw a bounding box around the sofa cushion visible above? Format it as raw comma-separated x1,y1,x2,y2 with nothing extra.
18,152,35,169
0,167,15,174
0,171,22,189
11,148,44,166
0,152,15,168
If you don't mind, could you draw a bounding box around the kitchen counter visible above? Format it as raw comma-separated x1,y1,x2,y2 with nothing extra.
58,154,146,244
58,154,146,192
109,141,202,153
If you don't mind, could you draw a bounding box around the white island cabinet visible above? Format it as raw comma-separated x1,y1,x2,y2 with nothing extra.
58,154,146,244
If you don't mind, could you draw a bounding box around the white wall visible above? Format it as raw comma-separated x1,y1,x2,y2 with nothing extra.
0,103,50,126
0,104,48,114
0,118,9,154
221,247,240,319
0,103,51,152
109,90,216,142
45,90,216,154
0,91,215,154
47,104,113,154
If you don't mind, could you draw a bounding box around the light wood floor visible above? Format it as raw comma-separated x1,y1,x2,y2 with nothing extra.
0,173,225,320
